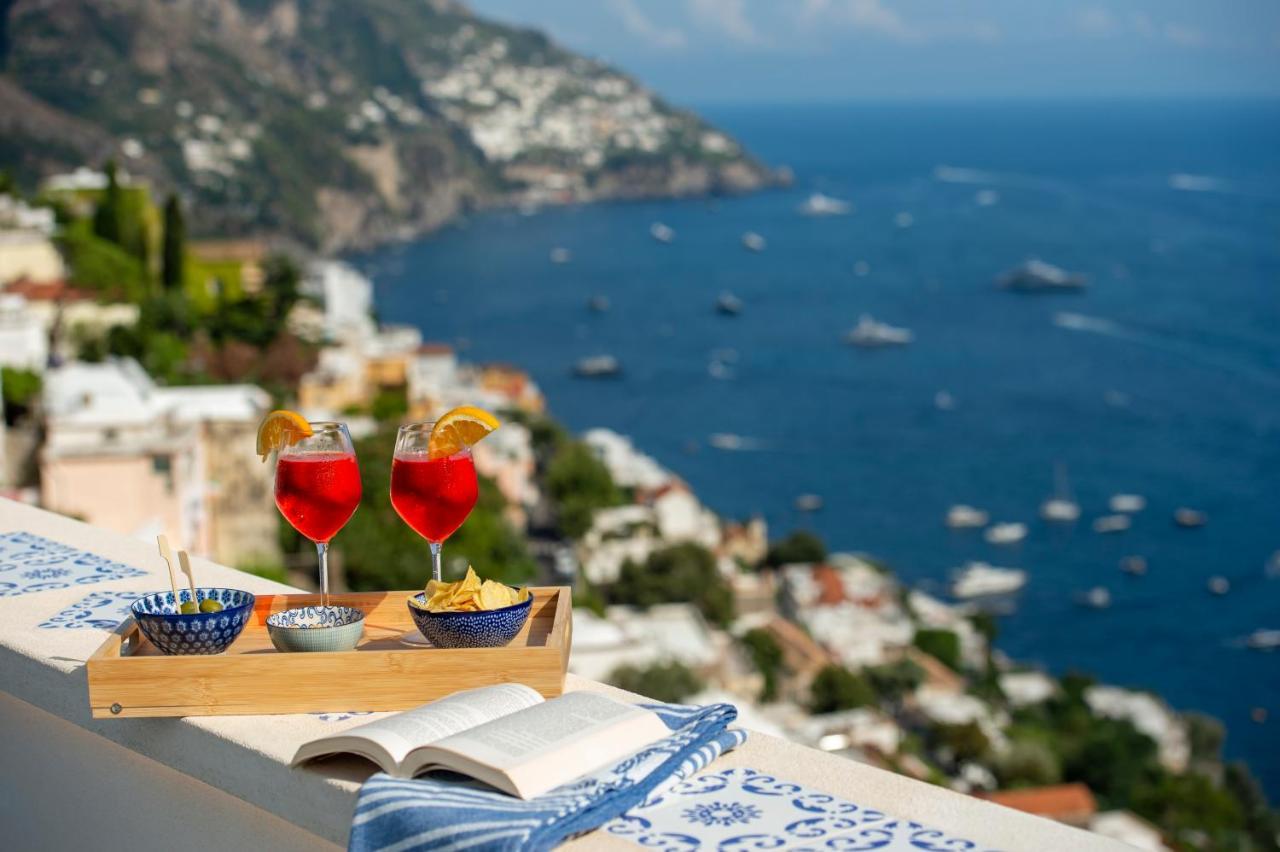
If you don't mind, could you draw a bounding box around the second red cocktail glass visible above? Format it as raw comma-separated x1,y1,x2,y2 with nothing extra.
390,421,479,583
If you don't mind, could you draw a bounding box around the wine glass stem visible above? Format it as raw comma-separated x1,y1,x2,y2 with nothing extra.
316,541,329,608
429,541,442,584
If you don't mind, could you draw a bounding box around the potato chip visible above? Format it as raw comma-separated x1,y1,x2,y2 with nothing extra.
418,565,525,612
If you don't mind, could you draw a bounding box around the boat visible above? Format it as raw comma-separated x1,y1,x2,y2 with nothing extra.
572,355,622,378
707,359,733,380
1109,494,1146,513
934,390,956,411
798,192,852,217
708,433,759,451
985,522,1028,545
1208,576,1231,596
1174,508,1207,528
975,189,1000,207
997,259,1087,292
894,211,914,229
1120,556,1148,576
1093,514,1131,534
1039,464,1080,523
650,222,675,243
715,291,743,316
945,505,989,529
1246,629,1280,650
587,295,610,313
795,494,824,512
549,247,571,264
741,231,766,252
951,562,1027,599
845,315,913,347
1078,587,1112,609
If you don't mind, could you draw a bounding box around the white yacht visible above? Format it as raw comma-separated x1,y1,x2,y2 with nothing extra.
794,494,824,513
1093,514,1131,534
1174,508,1207,528
798,192,853,216
741,231,767,252
549,247,571,264
1120,556,1148,576
985,522,1028,545
1078,587,1112,609
1040,464,1081,523
1109,494,1147,513
934,390,956,411
952,562,1027,599
1245,629,1280,650
572,355,622,378
587,294,610,313
845,315,913,347
945,504,989,529
997,259,1087,292
1208,576,1231,596
650,222,675,243
715,291,743,316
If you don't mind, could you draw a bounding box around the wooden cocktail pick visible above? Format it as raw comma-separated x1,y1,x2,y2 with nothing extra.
156,535,183,610
177,550,199,603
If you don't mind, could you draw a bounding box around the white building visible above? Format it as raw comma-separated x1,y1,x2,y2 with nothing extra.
0,195,56,235
653,486,721,549
40,358,275,564
582,428,673,490
1000,671,1058,708
1085,686,1189,772
302,260,376,343
0,231,65,285
569,603,720,683
0,295,48,371
406,344,460,406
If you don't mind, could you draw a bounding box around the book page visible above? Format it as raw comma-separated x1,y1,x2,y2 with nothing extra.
413,692,670,798
294,683,543,768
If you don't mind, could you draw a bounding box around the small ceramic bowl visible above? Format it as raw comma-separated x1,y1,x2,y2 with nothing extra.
131,588,255,655
266,605,365,653
407,590,533,648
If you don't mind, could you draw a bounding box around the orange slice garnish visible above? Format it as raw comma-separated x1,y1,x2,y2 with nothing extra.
428,406,500,458
256,410,313,461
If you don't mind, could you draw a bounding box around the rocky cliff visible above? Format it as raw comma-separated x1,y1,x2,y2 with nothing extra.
0,0,780,251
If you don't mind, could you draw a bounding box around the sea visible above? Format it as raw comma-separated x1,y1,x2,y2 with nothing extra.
352,100,1280,792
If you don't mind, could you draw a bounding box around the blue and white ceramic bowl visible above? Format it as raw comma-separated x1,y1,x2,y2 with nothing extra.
131,588,255,655
407,590,533,648
266,605,365,653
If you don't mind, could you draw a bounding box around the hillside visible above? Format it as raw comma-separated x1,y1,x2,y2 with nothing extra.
0,0,779,251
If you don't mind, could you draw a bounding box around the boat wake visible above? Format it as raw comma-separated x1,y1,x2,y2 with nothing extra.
1168,173,1231,193
1052,313,1280,389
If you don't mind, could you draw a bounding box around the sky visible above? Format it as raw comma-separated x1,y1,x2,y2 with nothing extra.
466,0,1280,104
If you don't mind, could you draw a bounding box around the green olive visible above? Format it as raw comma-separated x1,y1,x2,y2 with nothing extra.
199,598,225,613
179,601,199,614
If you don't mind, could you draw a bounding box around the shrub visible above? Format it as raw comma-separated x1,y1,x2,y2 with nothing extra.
741,628,784,702
995,741,1061,788
608,661,703,703
764,530,826,568
809,664,875,714
610,543,734,628
913,628,961,671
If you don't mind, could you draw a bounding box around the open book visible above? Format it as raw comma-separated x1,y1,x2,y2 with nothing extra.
292,685,671,799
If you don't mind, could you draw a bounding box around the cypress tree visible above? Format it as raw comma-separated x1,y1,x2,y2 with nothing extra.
92,160,122,244
161,194,185,291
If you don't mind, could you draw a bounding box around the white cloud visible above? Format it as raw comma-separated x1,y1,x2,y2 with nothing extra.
689,0,762,45
799,0,998,44
1163,22,1204,47
610,0,687,49
1076,7,1121,38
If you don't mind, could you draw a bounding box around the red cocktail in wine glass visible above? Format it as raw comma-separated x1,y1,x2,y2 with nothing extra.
273,421,361,606
391,421,480,583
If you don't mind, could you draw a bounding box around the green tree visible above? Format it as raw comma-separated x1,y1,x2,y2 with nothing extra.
764,530,826,567
1,367,42,425
995,741,1061,788
1185,712,1225,765
1132,771,1245,846
1223,762,1280,851
808,664,876,714
610,543,734,627
864,659,926,704
92,160,123,245
741,628,784,701
161,194,185,291
913,628,961,671
608,661,704,703
928,721,991,765
370,386,408,423
1061,717,1159,806
545,439,618,538
338,428,535,591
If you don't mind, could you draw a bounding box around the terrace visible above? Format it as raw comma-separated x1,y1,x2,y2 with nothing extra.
0,500,1120,850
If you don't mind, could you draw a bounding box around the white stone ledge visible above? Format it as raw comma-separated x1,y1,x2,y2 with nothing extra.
0,500,1122,850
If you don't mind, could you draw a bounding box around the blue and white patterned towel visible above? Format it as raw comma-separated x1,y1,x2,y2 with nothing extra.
348,702,744,852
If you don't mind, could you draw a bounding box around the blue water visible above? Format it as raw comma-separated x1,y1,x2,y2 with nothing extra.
355,100,1280,791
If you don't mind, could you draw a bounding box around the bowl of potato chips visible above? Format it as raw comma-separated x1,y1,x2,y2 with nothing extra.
407,566,533,648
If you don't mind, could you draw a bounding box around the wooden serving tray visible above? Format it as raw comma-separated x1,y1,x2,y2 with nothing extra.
86,587,572,719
